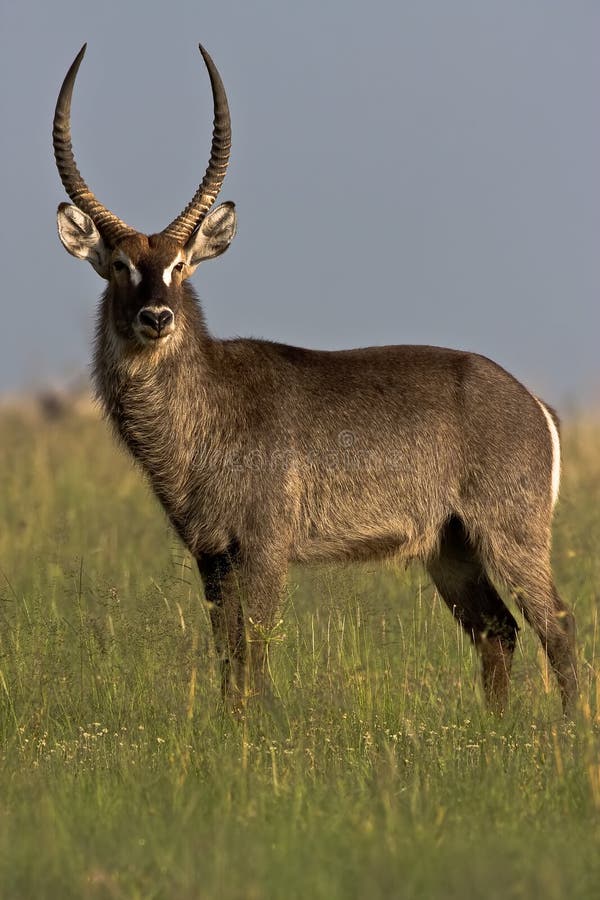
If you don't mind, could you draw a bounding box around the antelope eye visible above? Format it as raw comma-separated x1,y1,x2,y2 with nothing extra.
113,260,127,273
174,261,185,273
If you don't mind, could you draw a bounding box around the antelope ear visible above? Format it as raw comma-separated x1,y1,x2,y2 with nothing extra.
184,201,237,270
57,203,110,278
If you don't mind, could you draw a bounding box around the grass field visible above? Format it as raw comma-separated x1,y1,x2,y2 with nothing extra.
0,407,599,899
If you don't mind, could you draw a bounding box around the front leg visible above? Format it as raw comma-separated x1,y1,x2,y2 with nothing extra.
197,549,287,704
197,550,246,701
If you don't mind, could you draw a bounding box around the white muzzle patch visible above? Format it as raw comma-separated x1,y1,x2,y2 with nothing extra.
134,305,176,345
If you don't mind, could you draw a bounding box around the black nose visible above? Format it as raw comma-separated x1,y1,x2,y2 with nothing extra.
138,308,174,335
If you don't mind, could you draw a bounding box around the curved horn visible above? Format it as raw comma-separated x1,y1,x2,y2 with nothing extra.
53,44,134,246
161,44,232,244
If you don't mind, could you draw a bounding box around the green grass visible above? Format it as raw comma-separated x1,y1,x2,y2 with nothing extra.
0,409,599,899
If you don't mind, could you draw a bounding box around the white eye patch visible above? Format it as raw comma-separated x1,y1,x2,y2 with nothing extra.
162,253,184,286
115,251,142,286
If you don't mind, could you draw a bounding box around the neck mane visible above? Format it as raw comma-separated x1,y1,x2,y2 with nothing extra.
92,282,219,543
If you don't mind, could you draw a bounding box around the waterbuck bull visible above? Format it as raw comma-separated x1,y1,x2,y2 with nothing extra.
53,43,577,714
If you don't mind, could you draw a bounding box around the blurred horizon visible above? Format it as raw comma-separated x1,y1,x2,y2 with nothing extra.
1,1,599,411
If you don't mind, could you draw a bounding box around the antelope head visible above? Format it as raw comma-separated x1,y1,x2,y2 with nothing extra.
53,44,237,347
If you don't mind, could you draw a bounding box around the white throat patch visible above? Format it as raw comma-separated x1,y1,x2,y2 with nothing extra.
162,253,183,287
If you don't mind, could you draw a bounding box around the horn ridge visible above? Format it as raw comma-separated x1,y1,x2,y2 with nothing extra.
53,43,134,246
161,43,232,244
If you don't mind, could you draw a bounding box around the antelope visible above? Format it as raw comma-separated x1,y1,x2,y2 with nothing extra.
53,43,577,714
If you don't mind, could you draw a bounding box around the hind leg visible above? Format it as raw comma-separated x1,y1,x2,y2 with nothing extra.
427,518,519,712
490,547,577,716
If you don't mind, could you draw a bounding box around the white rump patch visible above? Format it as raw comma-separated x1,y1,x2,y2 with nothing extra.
162,253,183,286
535,398,561,507
115,250,142,286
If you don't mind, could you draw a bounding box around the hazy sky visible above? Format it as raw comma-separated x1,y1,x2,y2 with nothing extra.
1,1,599,408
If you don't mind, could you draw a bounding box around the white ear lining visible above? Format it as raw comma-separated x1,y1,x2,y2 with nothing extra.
57,204,110,278
184,202,237,268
